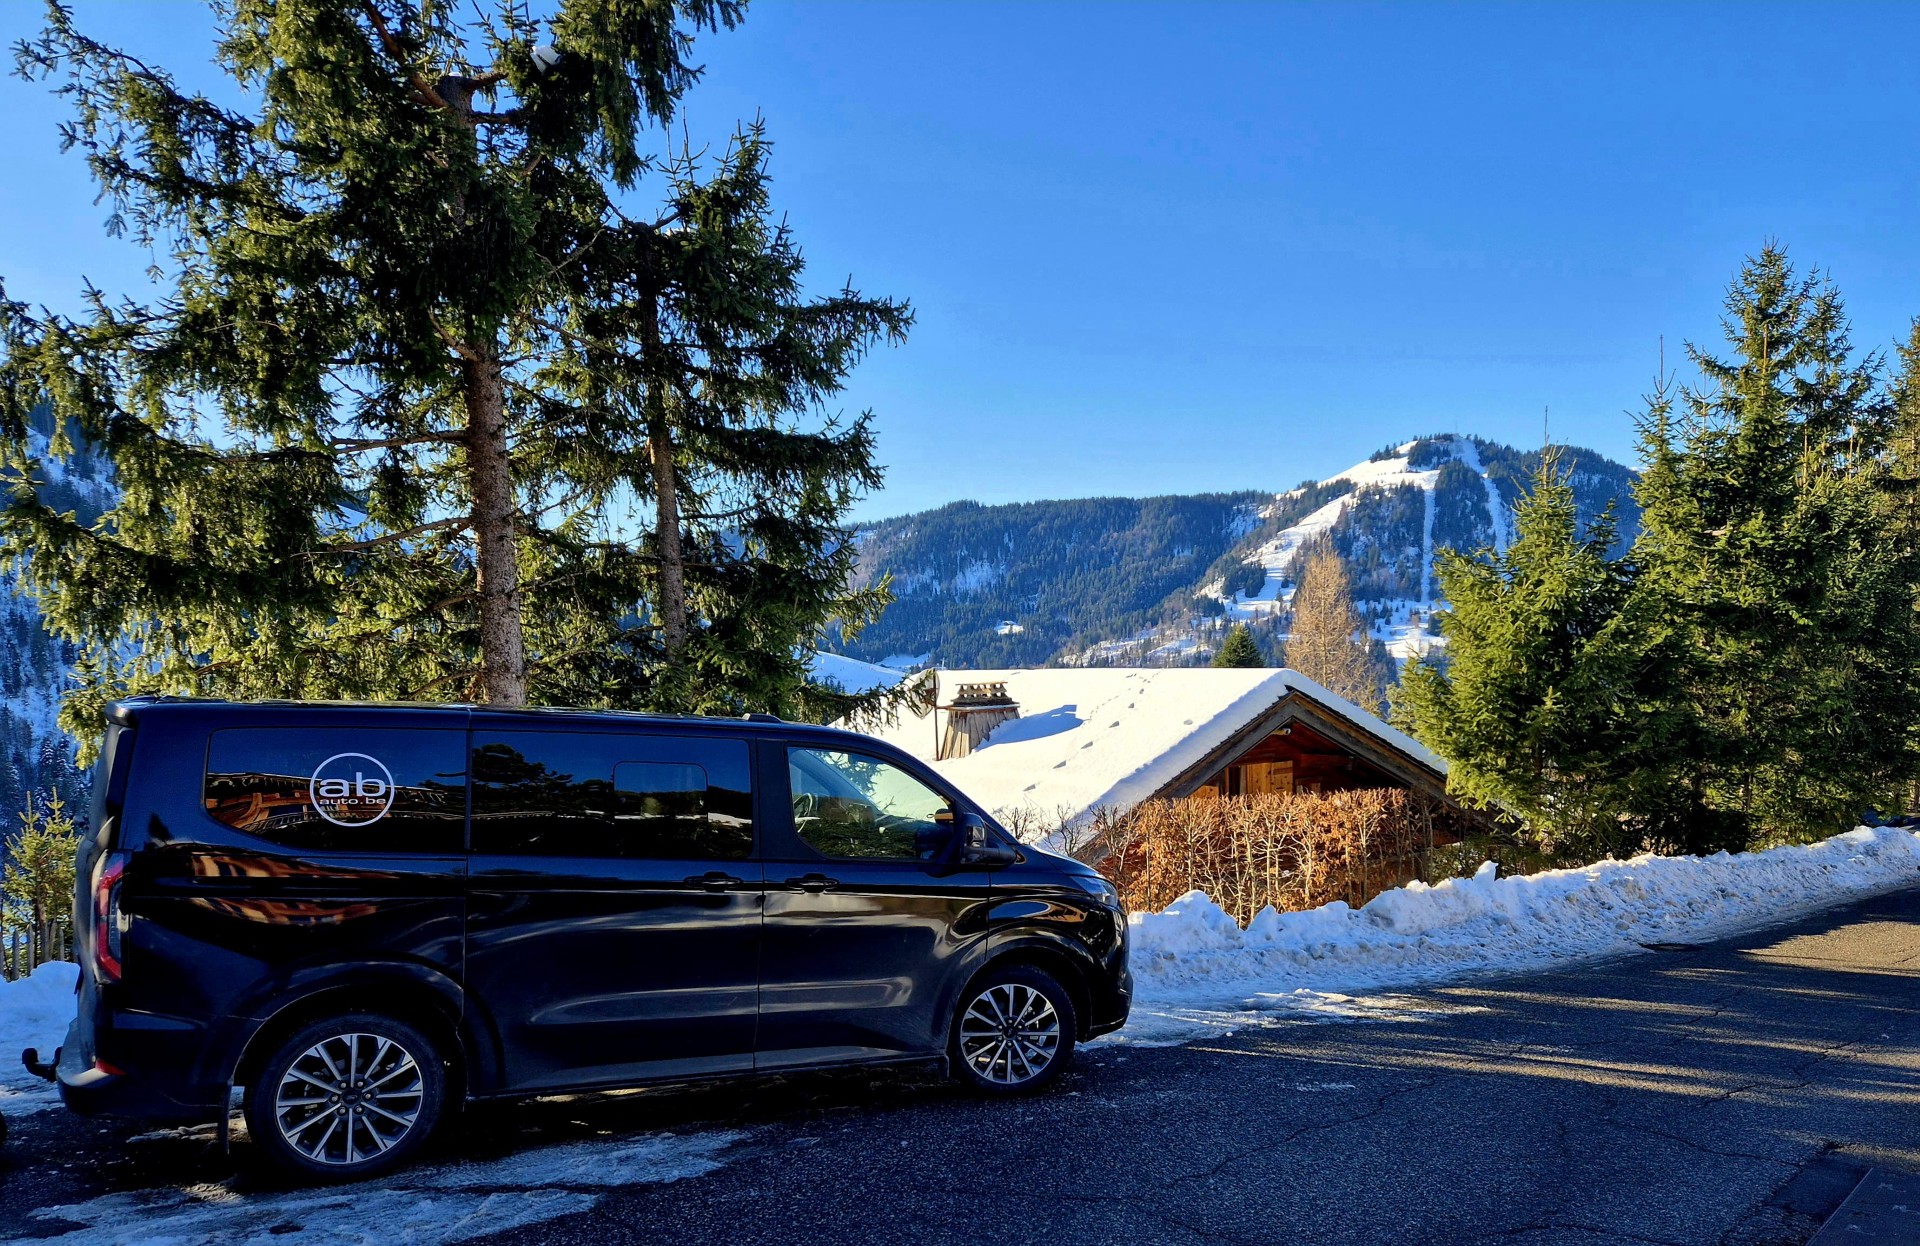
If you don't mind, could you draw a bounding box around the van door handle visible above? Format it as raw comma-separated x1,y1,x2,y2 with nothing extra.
785,873,839,893
685,872,745,892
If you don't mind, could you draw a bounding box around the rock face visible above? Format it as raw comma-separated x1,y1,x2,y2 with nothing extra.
836,435,1639,671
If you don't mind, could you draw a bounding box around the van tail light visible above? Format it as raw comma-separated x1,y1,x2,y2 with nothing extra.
92,851,129,983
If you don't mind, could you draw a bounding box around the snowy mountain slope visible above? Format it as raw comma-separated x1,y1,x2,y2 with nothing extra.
0,409,114,817
1070,434,1638,667
831,434,1637,672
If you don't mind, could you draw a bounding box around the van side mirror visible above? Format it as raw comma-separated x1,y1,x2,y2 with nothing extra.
958,813,1018,868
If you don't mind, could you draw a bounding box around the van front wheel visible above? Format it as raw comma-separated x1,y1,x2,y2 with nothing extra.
950,964,1077,1094
244,1013,444,1181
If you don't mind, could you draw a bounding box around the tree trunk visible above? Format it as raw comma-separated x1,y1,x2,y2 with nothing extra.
463,350,528,705
649,418,689,654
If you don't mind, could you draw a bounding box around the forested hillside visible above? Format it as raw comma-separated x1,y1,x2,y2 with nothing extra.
840,494,1264,667
0,407,114,816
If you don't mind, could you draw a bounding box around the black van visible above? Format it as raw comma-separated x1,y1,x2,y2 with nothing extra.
38,698,1130,1179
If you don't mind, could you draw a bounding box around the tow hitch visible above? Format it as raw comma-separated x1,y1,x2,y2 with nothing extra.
21,1046,58,1083
3,1047,59,1146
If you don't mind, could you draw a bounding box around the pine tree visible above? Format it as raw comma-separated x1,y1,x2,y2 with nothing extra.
1630,247,1920,843
1395,451,1679,858
2,792,79,970
1282,546,1385,711
1211,623,1266,668
0,1,908,736
1886,319,1920,581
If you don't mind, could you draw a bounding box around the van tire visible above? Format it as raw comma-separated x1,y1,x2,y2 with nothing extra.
244,1013,444,1181
949,964,1077,1095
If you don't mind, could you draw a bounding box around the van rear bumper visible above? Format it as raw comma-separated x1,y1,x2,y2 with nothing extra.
55,1015,222,1123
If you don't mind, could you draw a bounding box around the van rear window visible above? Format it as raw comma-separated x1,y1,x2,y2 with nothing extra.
203,728,466,852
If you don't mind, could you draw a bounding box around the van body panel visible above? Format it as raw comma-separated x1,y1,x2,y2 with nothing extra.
756,859,997,1066
466,857,764,1090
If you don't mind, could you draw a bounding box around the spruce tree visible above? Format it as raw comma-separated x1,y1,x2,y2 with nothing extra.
1282,546,1384,712
1886,319,1920,580
1395,450,1677,858
0,0,907,736
1630,247,1920,843
1212,623,1265,668
2,792,79,968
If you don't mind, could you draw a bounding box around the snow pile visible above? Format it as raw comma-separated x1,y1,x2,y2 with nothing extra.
0,960,80,1116
1117,825,1920,1044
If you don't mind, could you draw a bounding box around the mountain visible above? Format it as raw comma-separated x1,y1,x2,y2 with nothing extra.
836,493,1266,669
834,435,1640,671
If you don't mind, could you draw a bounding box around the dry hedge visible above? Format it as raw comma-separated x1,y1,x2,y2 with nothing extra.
1099,788,1449,924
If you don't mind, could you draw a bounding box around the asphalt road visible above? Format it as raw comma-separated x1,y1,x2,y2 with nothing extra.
7,887,1920,1246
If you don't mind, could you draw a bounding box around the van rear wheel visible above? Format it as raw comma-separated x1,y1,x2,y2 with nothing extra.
950,964,1077,1094
244,1013,444,1181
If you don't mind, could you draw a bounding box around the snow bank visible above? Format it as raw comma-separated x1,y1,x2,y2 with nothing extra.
0,960,79,1116
1117,825,1920,1044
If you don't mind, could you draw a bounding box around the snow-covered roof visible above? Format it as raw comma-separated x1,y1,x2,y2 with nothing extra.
850,667,1444,830
808,651,911,694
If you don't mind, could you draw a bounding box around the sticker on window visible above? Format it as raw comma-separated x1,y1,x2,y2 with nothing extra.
309,753,396,826
203,727,465,851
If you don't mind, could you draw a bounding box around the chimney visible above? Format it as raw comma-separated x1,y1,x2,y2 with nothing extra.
937,681,1020,760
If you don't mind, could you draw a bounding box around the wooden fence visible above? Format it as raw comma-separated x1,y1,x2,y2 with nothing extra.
2,920,71,982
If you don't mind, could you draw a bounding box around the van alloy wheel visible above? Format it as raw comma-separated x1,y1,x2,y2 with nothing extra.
273,1032,425,1166
957,982,1062,1085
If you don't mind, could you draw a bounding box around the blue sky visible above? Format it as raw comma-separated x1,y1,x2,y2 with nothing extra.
4,2,1919,521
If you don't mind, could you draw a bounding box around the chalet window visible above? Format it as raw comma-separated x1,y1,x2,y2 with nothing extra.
1229,760,1294,797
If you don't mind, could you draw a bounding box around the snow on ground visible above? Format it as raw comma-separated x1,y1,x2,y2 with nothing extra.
8,1130,748,1246
1114,825,1920,1045
0,960,80,1117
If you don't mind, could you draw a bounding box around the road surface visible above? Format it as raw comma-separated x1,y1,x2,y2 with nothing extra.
6,886,1920,1245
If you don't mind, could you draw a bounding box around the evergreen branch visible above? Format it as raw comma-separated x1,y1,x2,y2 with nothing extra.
311,514,473,556
358,0,452,113
427,312,486,364
332,431,466,453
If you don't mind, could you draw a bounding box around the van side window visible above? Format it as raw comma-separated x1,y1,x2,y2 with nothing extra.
788,747,953,861
203,728,466,852
471,731,752,860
